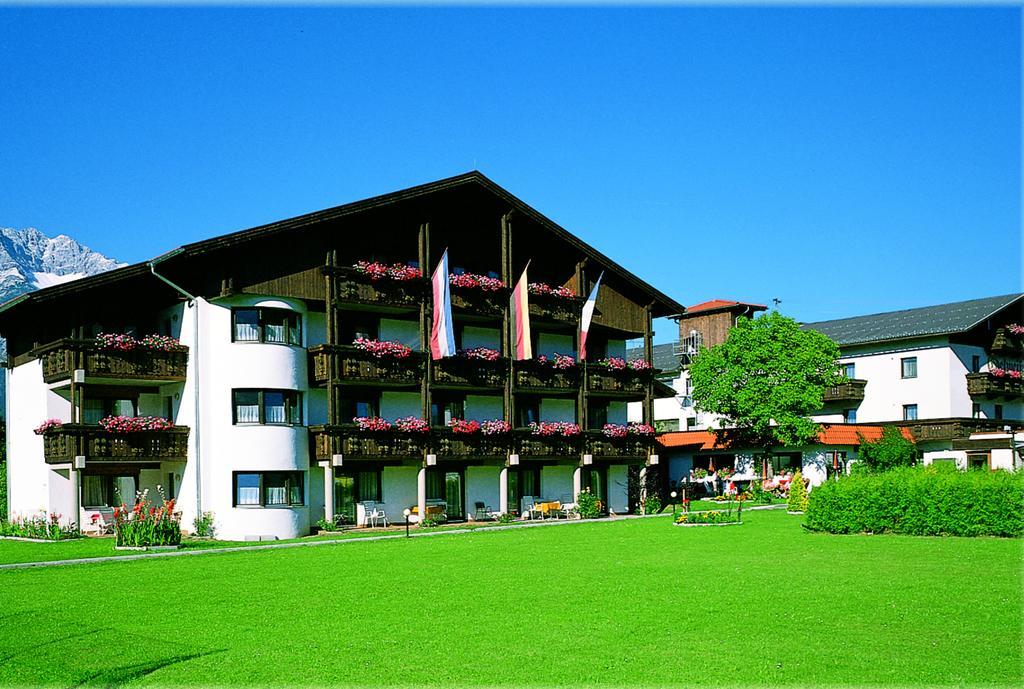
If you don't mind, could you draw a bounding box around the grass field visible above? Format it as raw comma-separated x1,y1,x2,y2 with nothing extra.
1,510,1020,687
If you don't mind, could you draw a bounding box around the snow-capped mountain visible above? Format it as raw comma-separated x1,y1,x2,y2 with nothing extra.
0,227,125,417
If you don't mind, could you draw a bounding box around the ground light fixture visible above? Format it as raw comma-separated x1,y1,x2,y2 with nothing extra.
670,491,677,513
403,508,411,537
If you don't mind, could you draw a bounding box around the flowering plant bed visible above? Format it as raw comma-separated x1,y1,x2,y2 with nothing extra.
113,490,182,547
352,260,422,282
989,366,1022,379
482,420,512,435
449,272,505,291
537,353,576,370
0,512,81,541
353,337,414,359
395,417,430,433
96,333,187,352
448,419,481,435
1006,323,1024,336
98,416,175,433
528,282,576,298
459,347,500,361
445,419,512,436
529,421,581,437
34,419,64,435
674,510,742,526
602,423,628,439
354,417,393,432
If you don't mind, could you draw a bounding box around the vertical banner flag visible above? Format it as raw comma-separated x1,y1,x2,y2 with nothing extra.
430,249,456,360
578,271,604,361
510,261,532,360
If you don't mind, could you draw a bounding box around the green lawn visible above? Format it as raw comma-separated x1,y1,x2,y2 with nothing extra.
1,510,1020,687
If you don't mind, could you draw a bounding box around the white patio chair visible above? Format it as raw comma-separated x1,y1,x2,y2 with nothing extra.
368,505,389,528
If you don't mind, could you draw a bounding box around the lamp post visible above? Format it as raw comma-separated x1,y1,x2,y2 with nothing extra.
403,508,411,538
670,491,677,513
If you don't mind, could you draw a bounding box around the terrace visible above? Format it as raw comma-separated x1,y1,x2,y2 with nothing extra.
39,424,190,465
35,339,188,386
308,344,423,388
309,424,429,462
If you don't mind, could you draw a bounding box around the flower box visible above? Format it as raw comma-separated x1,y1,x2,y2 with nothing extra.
513,359,579,390
528,291,584,324
38,424,190,465
310,424,428,461
449,284,508,317
308,344,423,387
434,427,512,458
332,266,424,309
434,355,508,387
515,428,581,458
35,338,189,384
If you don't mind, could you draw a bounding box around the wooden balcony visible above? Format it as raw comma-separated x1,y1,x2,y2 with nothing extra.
433,357,507,389
433,428,512,459
966,373,1024,400
40,425,190,465
330,267,424,311
514,429,581,459
36,340,188,385
989,328,1023,356
901,417,1022,444
513,360,579,393
823,379,868,403
309,425,428,462
449,286,507,319
587,368,650,397
308,345,423,388
584,431,654,461
529,294,583,325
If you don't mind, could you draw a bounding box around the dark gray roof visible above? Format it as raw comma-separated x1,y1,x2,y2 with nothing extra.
802,293,1024,346
627,342,680,372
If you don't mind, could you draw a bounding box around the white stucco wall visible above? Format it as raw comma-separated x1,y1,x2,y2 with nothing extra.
608,464,629,513
540,398,576,423
380,318,421,350
465,395,503,422
466,466,501,515
462,326,501,351
541,464,575,501
382,465,419,522
381,391,421,420
537,332,574,358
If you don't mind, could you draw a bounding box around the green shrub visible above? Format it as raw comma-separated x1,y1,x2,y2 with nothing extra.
859,426,918,472
745,481,774,504
576,488,601,519
805,466,1024,537
788,471,809,512
315,518,337,532
419,514,447,528
194,511,216,537
495,512,517,524
642,495,662,515
0,512,80,540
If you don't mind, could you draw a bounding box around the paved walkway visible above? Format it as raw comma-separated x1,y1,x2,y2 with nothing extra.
0,512,674,571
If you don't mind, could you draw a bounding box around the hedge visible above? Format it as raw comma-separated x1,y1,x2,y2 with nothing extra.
804,466,1024,537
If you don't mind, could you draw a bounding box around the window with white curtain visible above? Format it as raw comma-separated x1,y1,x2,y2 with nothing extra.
232,307,301,345
233,472,304,507
232,390,302,425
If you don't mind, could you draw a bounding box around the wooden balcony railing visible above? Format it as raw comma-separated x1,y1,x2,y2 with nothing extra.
989,328,1023,357
331,267,425,310
529,294,583,325
587,368,650,396
433,428,512,459
309,425,428,461
433,357,507,388
449,286,507,318
35,340,188,385
514,429,582,459
308,345,423,387
823,379,868,403
966,373,1024,399
900,417,1022,444
40,425,190,465
513,360,580,391
584,431,654,460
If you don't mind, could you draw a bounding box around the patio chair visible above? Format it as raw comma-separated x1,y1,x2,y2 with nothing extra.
473,502,495,521
522,498,540,520
368,505,389,528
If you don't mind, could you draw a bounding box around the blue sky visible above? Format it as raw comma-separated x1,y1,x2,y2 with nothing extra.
0,6,1019,342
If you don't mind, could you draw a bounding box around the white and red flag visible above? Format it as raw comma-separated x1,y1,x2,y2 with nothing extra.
510,262,532,360
578,271,604,361
430,249,456,360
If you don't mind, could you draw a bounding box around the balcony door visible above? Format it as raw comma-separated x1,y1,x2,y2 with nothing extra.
82,472,137,508
581,466,607,513
426,468,464,520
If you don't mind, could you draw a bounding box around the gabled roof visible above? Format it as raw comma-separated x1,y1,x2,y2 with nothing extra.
0,171,686,319
658,424,913,450
685,299,767,315
802,293,1024,347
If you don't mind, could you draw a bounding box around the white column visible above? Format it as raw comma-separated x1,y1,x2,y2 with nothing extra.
323,463,334,524
499,467,509,514
69,469,81,529
572,466,582,501
639,466,648,506
417,467,427,519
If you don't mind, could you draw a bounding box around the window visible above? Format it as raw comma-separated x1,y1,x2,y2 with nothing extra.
972,402,982,419
517,400,540,427
994,404,1003,420
83,396,136,424
232,307,301,345
655,419,680,433
340,395,379,421
903,404,918,421
233,471,304,506
340,319,378,344
232,390,302,425
587,401,608,430
901,357,917,379
967,453,990,471
163,396,175,422
431,395,465,426
842,362,855,379
971,355,981,374
686,417,698,429
82,474,137,507
843,408,857,424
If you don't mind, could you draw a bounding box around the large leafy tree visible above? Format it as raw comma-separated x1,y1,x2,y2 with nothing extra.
689,311,844,451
